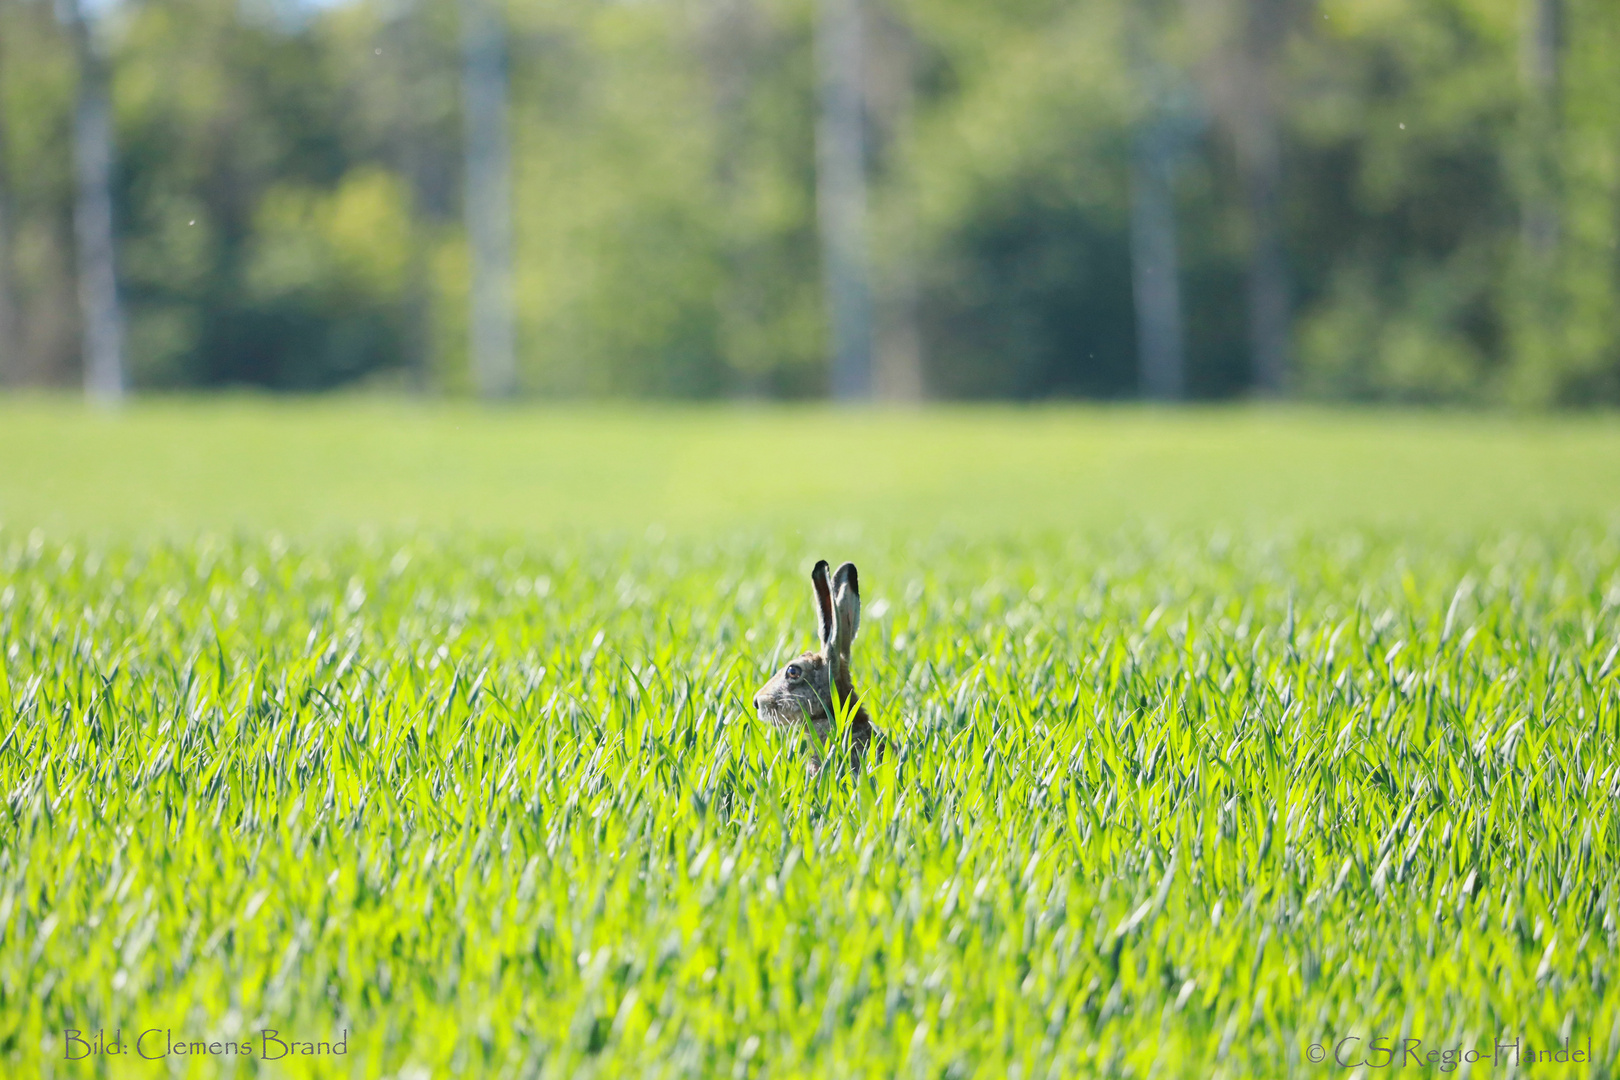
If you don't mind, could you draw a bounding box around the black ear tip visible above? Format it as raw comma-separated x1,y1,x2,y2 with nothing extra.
812,559,830,579
835,561,859,596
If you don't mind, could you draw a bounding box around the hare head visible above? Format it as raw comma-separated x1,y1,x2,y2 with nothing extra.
753,559,879,770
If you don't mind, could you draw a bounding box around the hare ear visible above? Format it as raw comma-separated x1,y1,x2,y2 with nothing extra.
811,559,834,650
831,562,860,661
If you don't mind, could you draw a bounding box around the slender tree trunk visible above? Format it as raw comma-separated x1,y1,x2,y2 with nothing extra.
459,0,517,399
68,0,125,404
0,47,17,388
0,189,14,390
1504,0,1565,402
1130,125,1187,400
1237,0,1290,396
872,9,923,402
816,0,872,400
1128,1,1190,401
1521,0,1561,257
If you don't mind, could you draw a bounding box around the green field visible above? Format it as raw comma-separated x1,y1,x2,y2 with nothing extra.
2,401,1619,1077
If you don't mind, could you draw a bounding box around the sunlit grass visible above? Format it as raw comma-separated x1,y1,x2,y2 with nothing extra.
3,397,1620,536
1,402,1618,1077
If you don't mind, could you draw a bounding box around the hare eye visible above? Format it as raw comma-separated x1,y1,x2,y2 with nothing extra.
785,663,802,680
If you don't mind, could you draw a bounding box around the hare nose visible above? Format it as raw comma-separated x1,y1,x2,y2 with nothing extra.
752,691,763,710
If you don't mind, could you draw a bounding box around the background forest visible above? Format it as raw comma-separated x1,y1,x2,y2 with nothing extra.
0,0,1616,404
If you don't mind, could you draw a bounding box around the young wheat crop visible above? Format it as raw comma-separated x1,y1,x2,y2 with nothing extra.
1,406,1617,1077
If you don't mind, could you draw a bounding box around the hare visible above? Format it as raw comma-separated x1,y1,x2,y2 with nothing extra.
752,559,883,773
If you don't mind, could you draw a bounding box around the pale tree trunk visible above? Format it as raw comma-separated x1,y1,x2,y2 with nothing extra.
69,0,125,404
816,0,873,400
1130,124,1187,400
0,180,14,390
459,0,517,399
0,44,17,387
1233,0,1290,396
1504,0,1564,402
1520,0,1561,257
871,8,923,402
1129,2,1189,401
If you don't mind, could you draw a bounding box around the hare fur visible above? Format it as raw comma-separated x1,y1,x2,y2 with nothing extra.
752,559,882,773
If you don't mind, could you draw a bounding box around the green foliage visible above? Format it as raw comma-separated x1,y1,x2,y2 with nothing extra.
1,405,1619,1075
907,2,1143,397
1501,0,1620,405
508,2,733,396
1288,0,1517,401
240,168,419,387
0,0,1617,397
1279,0,1620,404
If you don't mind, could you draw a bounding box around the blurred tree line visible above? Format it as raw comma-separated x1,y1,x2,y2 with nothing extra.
0,0,1615,403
